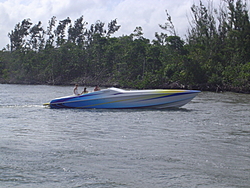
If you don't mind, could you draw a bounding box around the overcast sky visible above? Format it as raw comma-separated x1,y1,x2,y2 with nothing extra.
0,0,213,49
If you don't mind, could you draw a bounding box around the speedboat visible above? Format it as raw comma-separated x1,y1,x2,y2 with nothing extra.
45,87,200,109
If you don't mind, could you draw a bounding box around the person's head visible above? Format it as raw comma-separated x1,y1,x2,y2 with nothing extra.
84,87,87,91
75,84,78,87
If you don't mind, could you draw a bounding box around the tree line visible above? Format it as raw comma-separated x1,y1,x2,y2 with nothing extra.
0,0,249,93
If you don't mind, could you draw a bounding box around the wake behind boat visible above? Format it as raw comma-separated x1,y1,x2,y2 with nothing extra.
45,87,200,109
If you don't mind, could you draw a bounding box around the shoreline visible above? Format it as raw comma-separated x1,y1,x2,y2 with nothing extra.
1,80,249,94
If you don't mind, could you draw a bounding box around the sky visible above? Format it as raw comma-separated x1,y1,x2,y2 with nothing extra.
0,0,213,49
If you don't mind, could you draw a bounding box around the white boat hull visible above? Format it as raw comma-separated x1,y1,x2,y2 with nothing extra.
48,87,200,109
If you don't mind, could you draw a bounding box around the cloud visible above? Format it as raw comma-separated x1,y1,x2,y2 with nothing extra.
0,0,197,49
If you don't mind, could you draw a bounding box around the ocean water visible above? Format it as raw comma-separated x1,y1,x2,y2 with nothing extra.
0,84,249,188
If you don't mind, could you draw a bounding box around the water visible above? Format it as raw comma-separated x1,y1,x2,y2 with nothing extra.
0,84,249,188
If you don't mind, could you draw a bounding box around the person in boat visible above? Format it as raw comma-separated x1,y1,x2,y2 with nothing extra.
94,85,100,91
73,84,80,95
81,87,88,94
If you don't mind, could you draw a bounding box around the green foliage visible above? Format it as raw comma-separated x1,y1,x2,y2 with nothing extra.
186,0,250,91
0,1,249,92
223,62,250,86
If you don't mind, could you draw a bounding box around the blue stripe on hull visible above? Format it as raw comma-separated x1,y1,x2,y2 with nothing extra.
50,91,199,109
